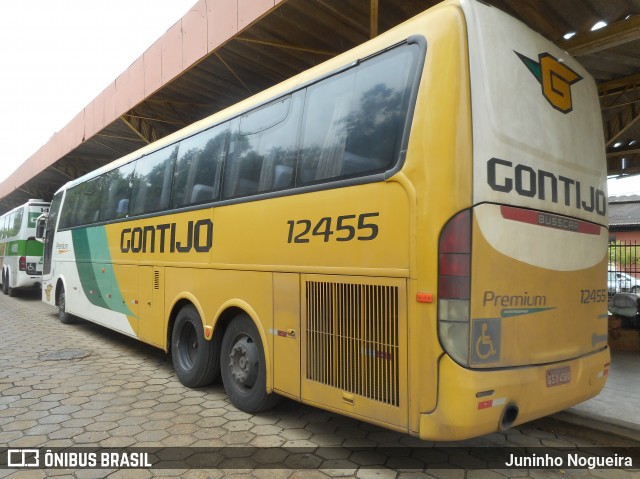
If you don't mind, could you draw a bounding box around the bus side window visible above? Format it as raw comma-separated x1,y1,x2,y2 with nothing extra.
100,163,135,221
298,44,419,185
172,122,229,209
75,178,104,226
223,94,301,199
12,209,23,236
4,212,14,237
298,71,355,184
130,145,178,216
59,186,80,229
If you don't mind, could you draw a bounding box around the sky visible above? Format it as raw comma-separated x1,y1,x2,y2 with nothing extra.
0,0,195,184
608,175,640,197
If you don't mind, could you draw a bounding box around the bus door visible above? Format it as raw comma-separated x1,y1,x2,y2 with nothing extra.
272,273,301,398
138,266,165,347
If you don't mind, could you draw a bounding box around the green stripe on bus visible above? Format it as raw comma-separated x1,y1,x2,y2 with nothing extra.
0,239,44,257
72,227,135,317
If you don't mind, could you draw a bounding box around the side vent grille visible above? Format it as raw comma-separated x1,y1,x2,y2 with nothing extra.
154,270,160,290
306,281,399,407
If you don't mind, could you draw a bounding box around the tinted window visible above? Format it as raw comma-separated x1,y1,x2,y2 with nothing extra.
75,177,105,226
54,44,420,226
172,123,229,208
5,212,15,237
298,44,419,184
130,145,178,215
100,163,135,221
223,94,302,199
59,178,105,228
12,208,23,235
3,214,9,237
59,186,79,229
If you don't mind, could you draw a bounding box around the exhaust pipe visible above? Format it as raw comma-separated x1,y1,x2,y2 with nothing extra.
499,403,519,430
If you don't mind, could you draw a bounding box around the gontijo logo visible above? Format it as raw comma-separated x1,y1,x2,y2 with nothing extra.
515,51,583,113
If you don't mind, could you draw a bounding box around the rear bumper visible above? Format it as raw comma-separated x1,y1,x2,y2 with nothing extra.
13,271,42,290
418,347,610,440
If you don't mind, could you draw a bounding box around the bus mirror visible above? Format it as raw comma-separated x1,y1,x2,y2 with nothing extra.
35,214,47,242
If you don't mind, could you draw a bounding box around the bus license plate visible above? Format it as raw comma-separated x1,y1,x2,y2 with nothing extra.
546,366,571,387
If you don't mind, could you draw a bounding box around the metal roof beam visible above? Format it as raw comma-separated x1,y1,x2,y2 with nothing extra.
215,52,253,95
235,37,337,57
608,148,640,158
606,102,640,147
600,73,640,93
120,109,159,145
370,0,379,38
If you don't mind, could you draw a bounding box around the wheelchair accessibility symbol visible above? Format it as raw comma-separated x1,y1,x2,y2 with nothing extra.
471,318,501,364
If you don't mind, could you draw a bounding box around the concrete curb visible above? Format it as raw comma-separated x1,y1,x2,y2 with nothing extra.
552,410,640,443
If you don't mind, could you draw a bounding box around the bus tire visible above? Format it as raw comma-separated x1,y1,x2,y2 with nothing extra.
2,271,8,295
171,304,220,388
57,288,73,324
221,313,280,413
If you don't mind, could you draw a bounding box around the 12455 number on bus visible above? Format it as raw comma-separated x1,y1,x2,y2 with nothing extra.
580,289,607,304
287,213,379,243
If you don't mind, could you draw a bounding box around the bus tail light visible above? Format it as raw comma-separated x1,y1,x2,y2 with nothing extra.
19,256,27,271
438,210,471,366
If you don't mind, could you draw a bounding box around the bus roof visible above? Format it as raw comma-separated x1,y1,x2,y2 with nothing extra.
55,0,464,195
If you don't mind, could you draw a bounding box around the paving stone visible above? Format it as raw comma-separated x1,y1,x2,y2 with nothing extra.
221,430,256,445
3,420,38,431
167,423,199,435
85,421,119,432
251,424,283,435
60,417,94,428
109,425,142,436
0,286,634,478
193,427,227,440
224,419,254,432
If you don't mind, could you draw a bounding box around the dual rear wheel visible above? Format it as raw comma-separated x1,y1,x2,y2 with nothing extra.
2,270,14,296
171,306,279,413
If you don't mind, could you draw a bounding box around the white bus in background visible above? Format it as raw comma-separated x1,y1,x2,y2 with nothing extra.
0,199,50,296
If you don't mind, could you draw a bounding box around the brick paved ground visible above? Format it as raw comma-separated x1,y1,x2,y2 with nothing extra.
0,291,637,478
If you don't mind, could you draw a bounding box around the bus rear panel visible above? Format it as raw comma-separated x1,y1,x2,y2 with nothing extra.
426,0,609,439
0,200,49,294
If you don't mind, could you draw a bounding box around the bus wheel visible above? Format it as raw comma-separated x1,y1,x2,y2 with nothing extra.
1,272,7,295
171,304,220,388
57,288,73,324
221,314,280,413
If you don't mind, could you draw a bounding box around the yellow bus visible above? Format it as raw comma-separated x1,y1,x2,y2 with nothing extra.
39,0,609,440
